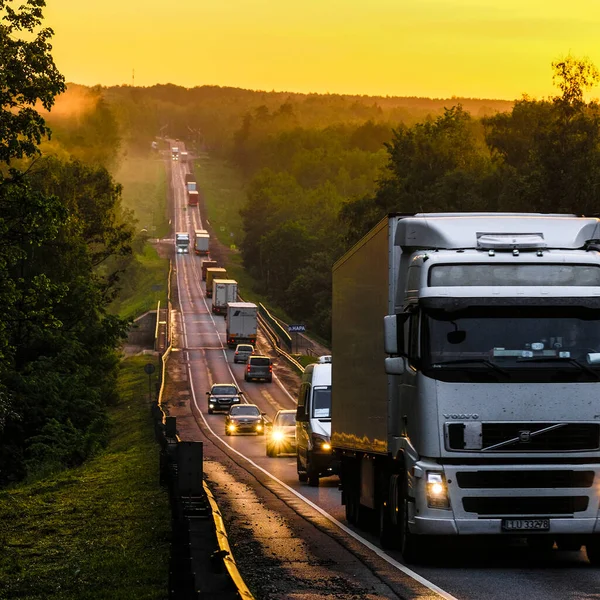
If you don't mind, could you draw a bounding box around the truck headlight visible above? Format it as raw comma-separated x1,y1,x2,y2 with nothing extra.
312,435,332,452
426,471,450,509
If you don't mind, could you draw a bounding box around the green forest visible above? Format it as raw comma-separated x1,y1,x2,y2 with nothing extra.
2,0,600,485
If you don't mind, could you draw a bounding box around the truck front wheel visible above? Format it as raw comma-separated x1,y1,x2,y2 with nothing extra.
399,474,424,564
297,456,308,482
379,476,401,549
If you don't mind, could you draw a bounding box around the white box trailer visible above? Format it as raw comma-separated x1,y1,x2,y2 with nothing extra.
226,302,257,348
212,279,238,314
332,213,600,564
194,229,209,255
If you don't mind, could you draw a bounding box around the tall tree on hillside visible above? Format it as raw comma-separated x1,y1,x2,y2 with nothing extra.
0,0,65,163
485,56,600,214
341,105,492,243
0,0,65,454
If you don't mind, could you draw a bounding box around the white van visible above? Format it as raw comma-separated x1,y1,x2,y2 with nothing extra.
296,356,337,486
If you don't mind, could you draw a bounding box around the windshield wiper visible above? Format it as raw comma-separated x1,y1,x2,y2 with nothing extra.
431,359,509,377
516,356,600,380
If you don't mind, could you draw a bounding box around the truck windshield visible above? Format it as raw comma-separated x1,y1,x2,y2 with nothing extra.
422,307,600,383
312,386,331,419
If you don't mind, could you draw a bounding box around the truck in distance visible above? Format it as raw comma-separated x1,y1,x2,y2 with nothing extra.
175,231,190,254
226,302,257,348
200,259,218,281
194,229,209,255
180,150,188,163
171,146,179,161
184,172,197,190
212,279,238,314
187,190,199,207
205,267,227,298
332,213,600,564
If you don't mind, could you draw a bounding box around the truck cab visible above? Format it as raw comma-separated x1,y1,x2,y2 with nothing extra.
333,213,600,564
175,232,190,254
296,356,337,486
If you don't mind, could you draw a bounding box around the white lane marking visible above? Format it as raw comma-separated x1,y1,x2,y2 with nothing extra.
259,388,284,412
176,297,457,599
272,370,296,403
185,358,457,600
172,161,455,598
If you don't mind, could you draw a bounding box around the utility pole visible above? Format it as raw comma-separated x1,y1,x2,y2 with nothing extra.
132,68,135,87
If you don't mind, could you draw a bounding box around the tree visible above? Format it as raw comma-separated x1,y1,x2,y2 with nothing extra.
0,0,65,163
484,56,600,214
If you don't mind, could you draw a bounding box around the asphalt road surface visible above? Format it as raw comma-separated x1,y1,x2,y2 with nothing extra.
165,142,600,600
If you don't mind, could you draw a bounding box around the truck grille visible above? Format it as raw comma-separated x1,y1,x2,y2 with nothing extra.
447,422,600,451
456,470,595,489
462,496,589,516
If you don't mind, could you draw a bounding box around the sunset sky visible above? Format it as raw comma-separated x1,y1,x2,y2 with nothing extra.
45,0,600,100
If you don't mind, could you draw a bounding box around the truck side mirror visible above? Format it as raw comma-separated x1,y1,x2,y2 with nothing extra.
295,406,308,422
385,356,406,375
384,313,410,355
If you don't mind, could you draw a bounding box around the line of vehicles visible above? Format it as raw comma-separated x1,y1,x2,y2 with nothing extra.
176,146,600,565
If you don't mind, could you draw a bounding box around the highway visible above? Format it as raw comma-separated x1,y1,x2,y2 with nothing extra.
166,142,600,599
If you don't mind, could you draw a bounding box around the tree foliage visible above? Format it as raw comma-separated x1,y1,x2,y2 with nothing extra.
0,2,133,483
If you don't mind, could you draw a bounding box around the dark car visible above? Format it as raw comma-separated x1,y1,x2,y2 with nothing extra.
206,383,243,414
244,355,272,383
225,404,266,435
266,409,296,457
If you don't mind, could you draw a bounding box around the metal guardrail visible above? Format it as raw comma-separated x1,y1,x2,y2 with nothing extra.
203,482,255,600
257,312,305,373
258,303,292,350
155,259,254,600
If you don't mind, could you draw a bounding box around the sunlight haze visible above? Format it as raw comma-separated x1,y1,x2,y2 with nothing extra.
46,0,600,99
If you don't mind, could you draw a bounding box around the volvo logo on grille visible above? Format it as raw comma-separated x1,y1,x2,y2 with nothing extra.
443,413,479,420
519,430,531,443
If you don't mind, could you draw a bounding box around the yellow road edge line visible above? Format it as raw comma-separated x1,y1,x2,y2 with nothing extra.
203,480,256,600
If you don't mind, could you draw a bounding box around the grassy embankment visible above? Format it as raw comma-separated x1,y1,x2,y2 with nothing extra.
0,356,171,600
195,154,288,313
109,153,170,319
195,154,327,362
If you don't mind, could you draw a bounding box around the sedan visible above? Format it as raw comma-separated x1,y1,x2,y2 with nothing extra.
266,409,297,457
225,404,266,436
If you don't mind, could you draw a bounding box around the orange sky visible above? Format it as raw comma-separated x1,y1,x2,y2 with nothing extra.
45,0,600,100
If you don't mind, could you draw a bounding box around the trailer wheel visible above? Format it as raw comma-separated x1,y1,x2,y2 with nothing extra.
586,537,600,565
345,489,358,525
399,473,424,564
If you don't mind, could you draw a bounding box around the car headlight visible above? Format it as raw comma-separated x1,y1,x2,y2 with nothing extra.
256,424,263,431
426,471,450,509
272,430,285,442
228,423,237,432
209,403,214,408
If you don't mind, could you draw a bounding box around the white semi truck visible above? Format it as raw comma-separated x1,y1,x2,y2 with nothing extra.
226,302,258,348
212,279,238,314
194,229,210,255
175,232,190,254
332,213,600,564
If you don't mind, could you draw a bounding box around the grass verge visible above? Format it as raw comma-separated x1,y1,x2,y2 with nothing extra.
194,155,245,248
109,152,170,319
0,356,171,600
110,243,169,320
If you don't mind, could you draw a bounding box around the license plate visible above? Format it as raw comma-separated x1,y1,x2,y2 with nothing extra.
501,518,550,531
